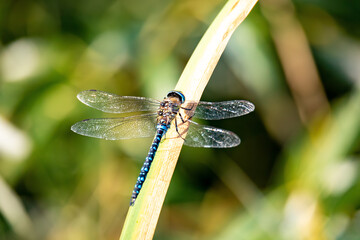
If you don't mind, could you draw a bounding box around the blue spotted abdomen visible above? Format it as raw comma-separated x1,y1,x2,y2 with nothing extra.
130,124,169,206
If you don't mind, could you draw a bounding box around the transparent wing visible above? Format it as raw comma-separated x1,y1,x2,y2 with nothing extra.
189,100,255,120
71,113,157,140
183,120,240,148
77,90,159,113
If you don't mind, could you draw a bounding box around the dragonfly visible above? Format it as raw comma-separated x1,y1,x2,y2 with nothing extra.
71,89,255,206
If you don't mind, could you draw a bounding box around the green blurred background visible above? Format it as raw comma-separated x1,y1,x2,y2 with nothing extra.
1,0,360,239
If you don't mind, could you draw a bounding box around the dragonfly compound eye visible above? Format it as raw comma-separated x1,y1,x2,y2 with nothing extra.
166,90,185,103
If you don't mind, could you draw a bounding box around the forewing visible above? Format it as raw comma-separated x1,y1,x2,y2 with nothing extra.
183,120,240,148
191,100,255,120
77,90,159,113
71,113,157,140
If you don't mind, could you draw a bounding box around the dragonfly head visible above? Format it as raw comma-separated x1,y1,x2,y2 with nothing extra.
166,90,185,104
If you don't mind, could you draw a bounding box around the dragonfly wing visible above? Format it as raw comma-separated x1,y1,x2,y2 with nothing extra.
183,120,240,148
191,100,255,120
77,90,159,113
71,113,157,140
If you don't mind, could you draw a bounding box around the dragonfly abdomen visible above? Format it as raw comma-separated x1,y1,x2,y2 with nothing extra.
130,124,169,206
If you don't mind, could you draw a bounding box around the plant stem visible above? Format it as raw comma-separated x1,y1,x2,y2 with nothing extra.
119,0,258,239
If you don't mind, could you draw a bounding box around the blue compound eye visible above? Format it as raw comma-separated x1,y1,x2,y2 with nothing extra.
166,90,185,103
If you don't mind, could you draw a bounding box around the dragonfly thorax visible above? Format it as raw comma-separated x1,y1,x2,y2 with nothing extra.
157,92,184,125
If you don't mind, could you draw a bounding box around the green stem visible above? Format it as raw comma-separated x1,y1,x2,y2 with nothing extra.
119,0,258,239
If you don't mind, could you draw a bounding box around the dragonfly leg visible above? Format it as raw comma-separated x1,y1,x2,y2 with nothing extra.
181,103,194,111
175,117,185,140
179,112,193,123
181,103,195,120
179,112,185,123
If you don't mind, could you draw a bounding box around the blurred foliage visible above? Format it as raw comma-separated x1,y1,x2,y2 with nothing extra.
1,0,360,239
